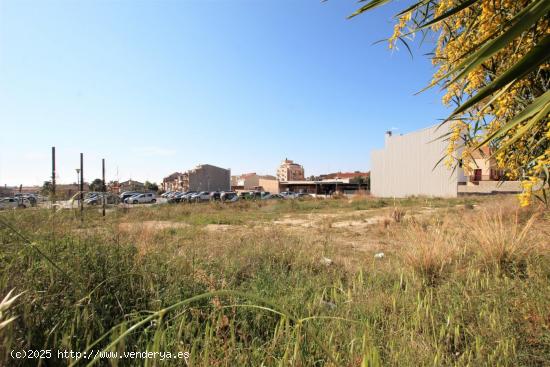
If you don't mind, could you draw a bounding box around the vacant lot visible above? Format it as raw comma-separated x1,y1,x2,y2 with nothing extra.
1,196,549,366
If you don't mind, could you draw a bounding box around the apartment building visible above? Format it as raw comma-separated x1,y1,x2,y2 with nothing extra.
277,158,304,181
162,172,188,192
162,164,230,192
118,180,145,193
187,164,230,192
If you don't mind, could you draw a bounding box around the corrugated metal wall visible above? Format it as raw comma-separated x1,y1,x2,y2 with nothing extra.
371,125,462,198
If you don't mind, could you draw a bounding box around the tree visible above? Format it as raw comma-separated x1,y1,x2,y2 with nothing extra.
41,181,52,196
90,178,104,192
350,175,371,190
144,181,159,192
349,0,549,205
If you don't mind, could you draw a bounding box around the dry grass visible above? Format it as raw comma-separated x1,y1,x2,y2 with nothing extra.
401,219,461,285
468,209,548,275
0,195,548,366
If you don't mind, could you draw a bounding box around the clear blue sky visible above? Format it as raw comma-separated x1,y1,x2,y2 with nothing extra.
0,0,448,186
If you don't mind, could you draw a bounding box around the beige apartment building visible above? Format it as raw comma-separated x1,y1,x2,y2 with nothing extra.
162,172,187,192
231,173,277,190
277,158,304,181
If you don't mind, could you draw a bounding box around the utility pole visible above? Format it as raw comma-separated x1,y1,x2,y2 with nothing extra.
102,158,106,217
51,146,56,207
80,153,84,223
75,168,80,217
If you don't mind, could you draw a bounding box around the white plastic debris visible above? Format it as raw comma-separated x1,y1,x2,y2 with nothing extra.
320,257,333,266
374,252,385,259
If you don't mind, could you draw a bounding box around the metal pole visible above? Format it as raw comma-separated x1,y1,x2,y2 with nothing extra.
51,147,56,206
75,169,80,216
102,158,106,217
80,153,84,223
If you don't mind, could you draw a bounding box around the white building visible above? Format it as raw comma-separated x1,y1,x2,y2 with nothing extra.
371,125,467,198
370,125,523,197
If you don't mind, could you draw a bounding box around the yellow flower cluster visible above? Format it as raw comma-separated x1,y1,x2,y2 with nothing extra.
445,120,466,168
517,177,539,207
389,11,412,50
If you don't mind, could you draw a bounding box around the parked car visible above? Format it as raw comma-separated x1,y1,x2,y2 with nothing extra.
209,192,221,201
238,191,260,200
262,193,284,200
220,192,239,202
280,191,296,199
180,191,197,202
167,192,180,203
190,191,210,203
23,195,37,206
13,194,36,206
166,191,186,203
294,193,312,199
84,196,99,205
120,191,140,202
84,193,120,205
167,191,181,199
0,197,31,209
125,192,156,204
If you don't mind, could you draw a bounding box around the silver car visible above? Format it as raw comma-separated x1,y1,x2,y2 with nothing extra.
126,192,157,204
0,197,31,209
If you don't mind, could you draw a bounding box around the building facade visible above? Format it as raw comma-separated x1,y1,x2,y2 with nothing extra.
118,180,145,193
162,172,188,192
187,164,230,192
467,146,505,182
320,171,370,185
258,177,280,193
232,173,278,191
277,158,305,181
279,179,368,195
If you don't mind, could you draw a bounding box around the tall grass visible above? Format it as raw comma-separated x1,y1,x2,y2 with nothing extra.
0,196,548,366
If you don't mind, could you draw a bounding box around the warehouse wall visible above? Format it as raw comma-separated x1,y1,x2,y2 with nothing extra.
371,125,464,198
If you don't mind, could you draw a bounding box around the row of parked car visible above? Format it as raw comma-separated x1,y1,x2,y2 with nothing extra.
161,191,237,203
161,190,312,203
0,193,47,210
0,189,316,210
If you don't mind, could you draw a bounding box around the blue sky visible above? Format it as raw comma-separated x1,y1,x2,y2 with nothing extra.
0,0,448,186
